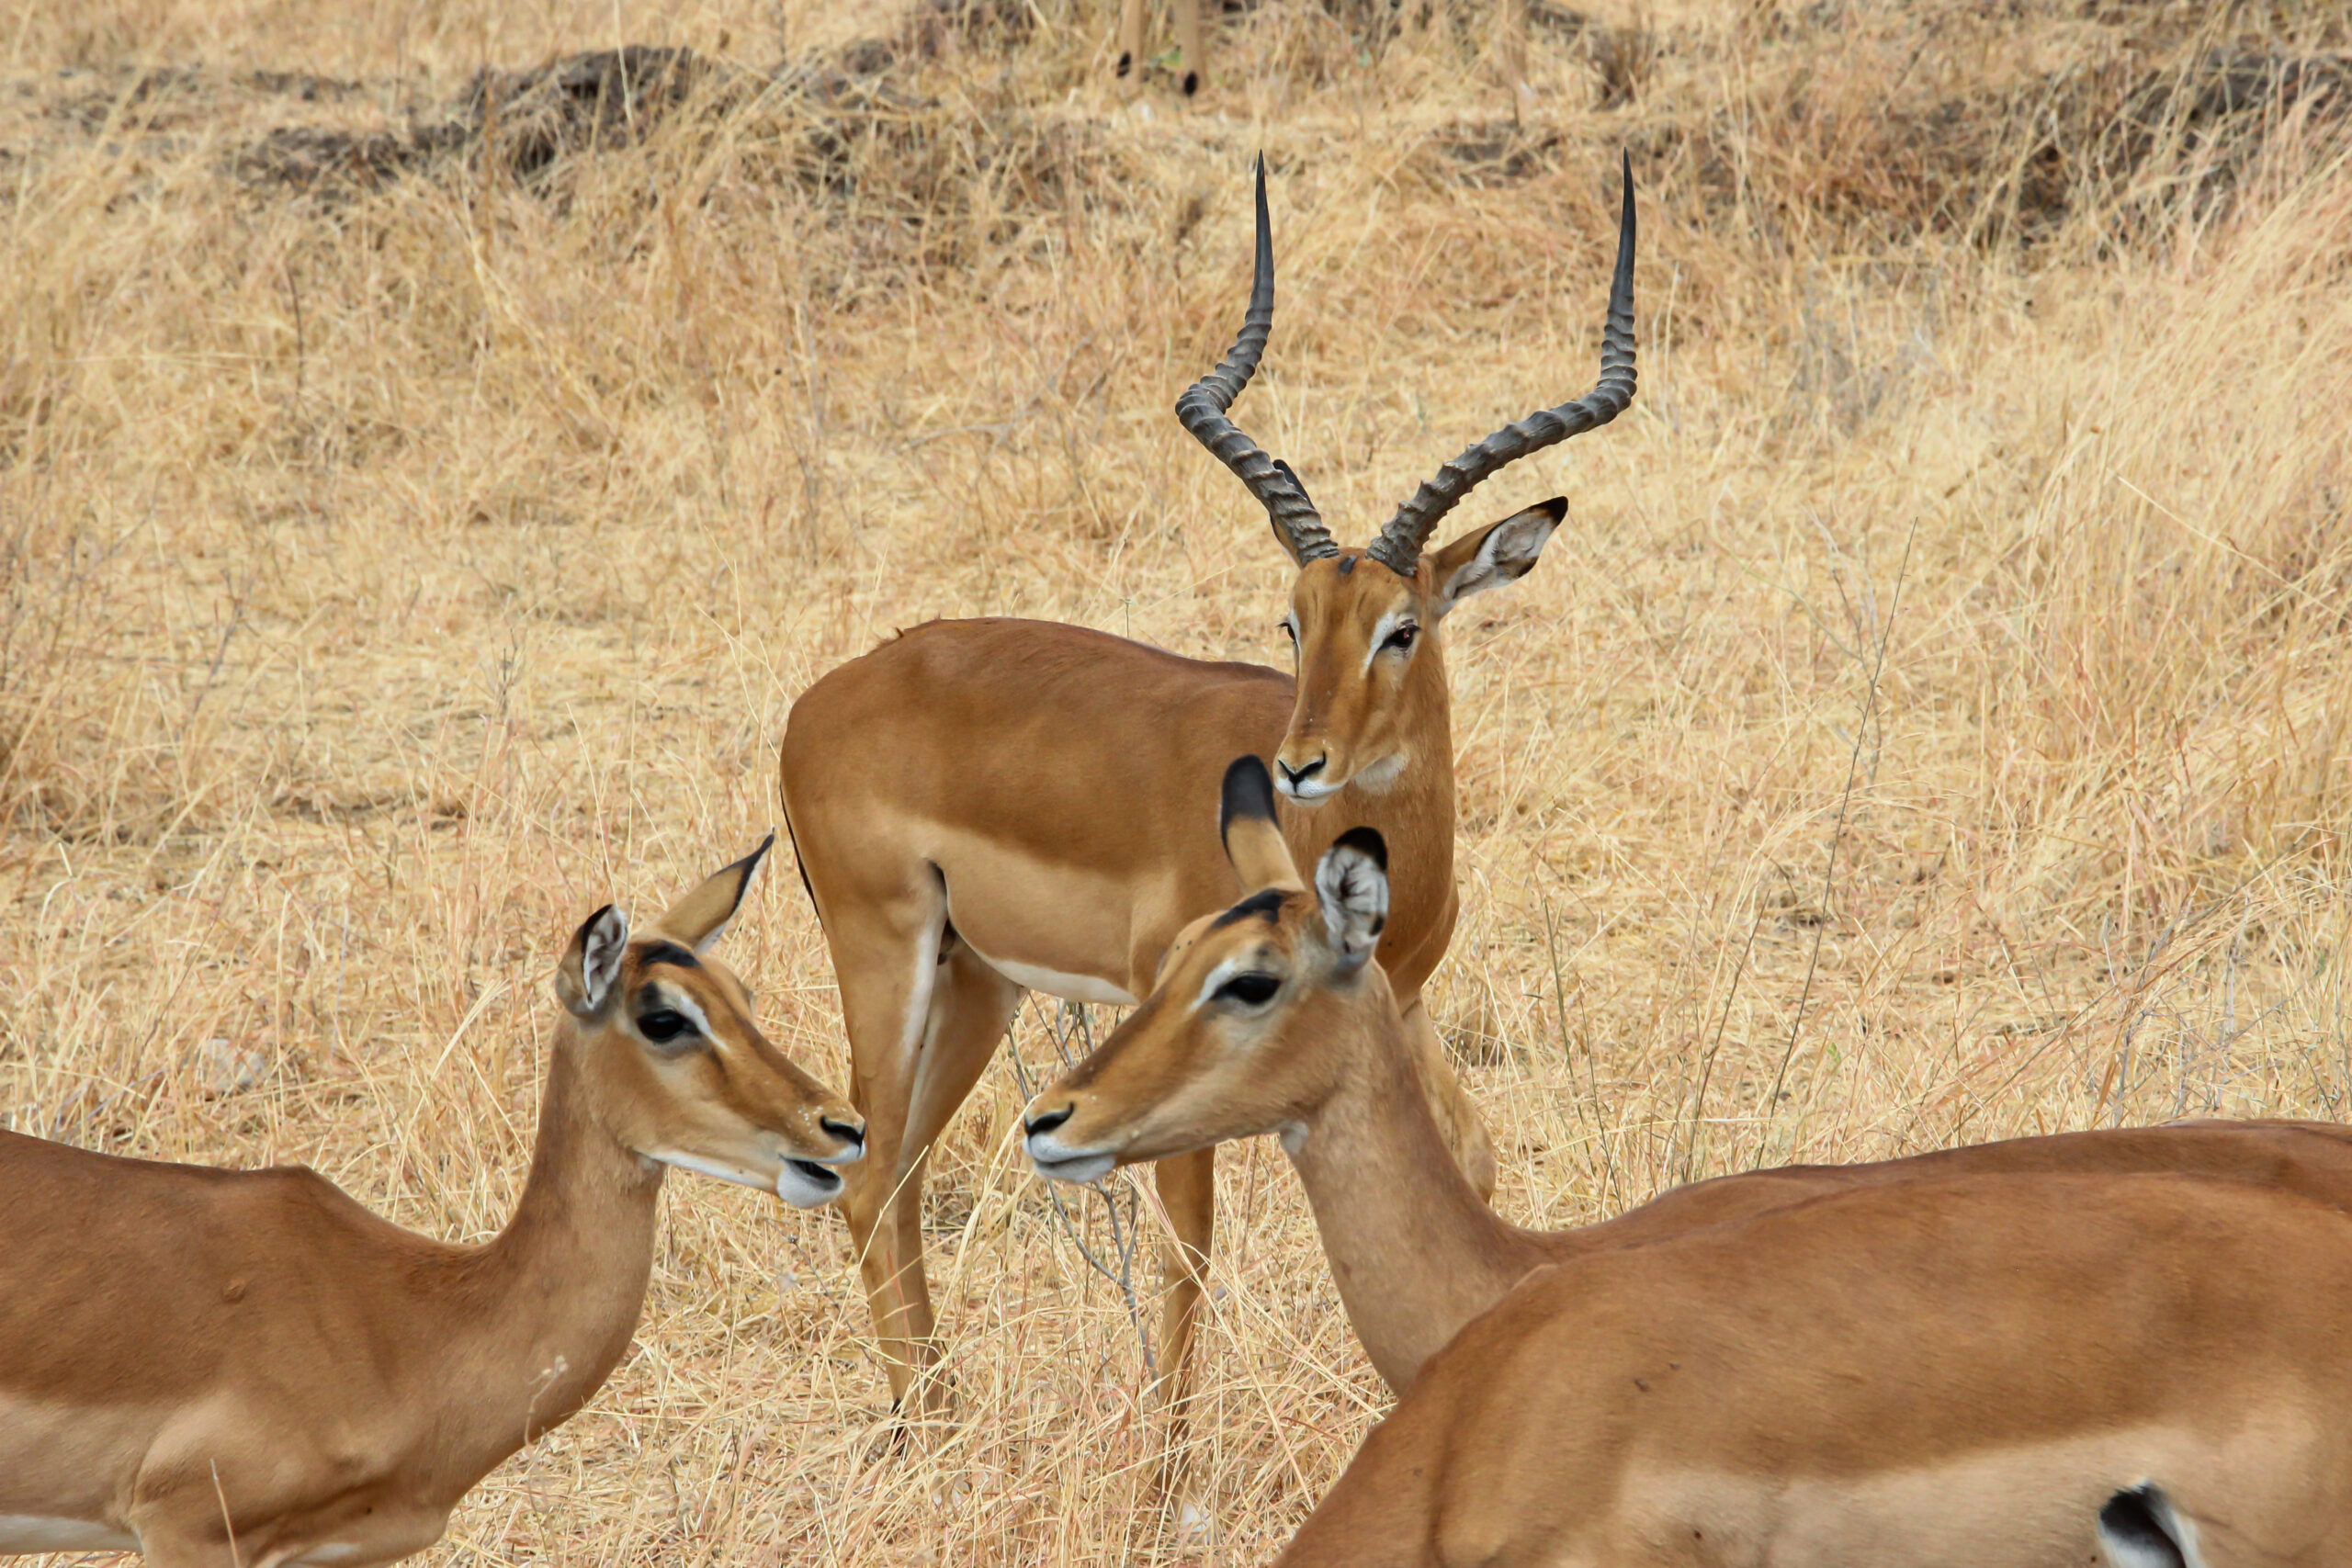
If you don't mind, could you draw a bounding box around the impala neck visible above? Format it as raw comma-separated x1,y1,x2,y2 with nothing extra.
1289,636,1458,990
1284,991,1541,1392
457,1029,662,1443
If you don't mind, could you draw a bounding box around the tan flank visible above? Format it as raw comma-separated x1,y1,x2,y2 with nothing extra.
778,156,1634,1449
1025,756,2352,1382
1027,757,2352,1563
1276,1166,2352,1567
0,843,864,1568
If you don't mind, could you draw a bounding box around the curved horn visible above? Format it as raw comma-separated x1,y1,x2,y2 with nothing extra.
1364,152,1638,580
1175,154,1338,565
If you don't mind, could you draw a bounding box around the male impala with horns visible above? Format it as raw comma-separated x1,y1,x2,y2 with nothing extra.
779,153,1637,1472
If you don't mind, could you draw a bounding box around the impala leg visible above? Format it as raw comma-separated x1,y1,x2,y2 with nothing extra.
1399,996,1499,1202
832,904,951,1416
886,938,1023,1418
1151,1144,1216,1506
1115,0,1146,86
1174,0,1206,96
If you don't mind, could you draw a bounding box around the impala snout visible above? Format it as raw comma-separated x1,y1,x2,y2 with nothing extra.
820,1113,868,1161
1275,751,1336,804
1023,1101,1118,1184
773,1104,866,1208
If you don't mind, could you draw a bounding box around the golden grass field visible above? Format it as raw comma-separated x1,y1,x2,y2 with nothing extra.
5,0,2352,1561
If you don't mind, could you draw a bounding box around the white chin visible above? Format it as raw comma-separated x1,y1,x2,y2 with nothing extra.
774,1161,847,1209
1030,1150,1116,1184
1279,778,1342,805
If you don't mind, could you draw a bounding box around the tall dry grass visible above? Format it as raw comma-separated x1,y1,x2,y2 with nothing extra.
4,0,2351,1562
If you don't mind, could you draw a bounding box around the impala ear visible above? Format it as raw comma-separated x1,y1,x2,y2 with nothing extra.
1313,828,1388,972
1430,498,1566,621
559,904,630,1017
1220,755,1303,893
653,833,774,953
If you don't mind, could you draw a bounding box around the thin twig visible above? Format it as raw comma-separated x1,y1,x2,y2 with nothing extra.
1762,517,1917,1152
1001,1001,1154,1376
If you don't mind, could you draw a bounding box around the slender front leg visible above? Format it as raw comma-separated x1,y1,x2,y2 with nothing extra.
886,940,1024,1420
828,899,949,1415
1152,1144,1217,1506
1399,994,1499,1203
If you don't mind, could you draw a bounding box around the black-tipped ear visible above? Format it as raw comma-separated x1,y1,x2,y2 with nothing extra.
1314,829,1389,971
1331,826,1387,873
1220,754,1302,892
558,904,630,1017
1221,754,1277,839
653,833,774,953
1430,497,1566,621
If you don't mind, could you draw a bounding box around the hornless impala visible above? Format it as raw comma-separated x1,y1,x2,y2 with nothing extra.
1269,1168,2352,1568
0,841,865,1568
780,155,1635,1427
1024,757,2352,1412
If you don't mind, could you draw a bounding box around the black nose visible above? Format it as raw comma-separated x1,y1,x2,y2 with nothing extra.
821,1115,865,1149
1277,755,1325,787
1025,1105,1072,1138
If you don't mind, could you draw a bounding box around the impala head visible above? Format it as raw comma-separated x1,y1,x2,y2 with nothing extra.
1022,755,1392,1179
1184,154,1637,804
556,836,865,1207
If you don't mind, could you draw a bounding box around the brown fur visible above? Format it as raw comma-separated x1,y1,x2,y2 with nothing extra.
1281,1170,2352,1566
1023,798,2352,1563
0,850,861,1568
776,515,1552,1444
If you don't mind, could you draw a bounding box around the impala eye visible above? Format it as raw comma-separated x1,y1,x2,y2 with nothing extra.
1383,623,1419,652
637,1009,695,1043
1214,973,1282,1008
1278,619,1297,643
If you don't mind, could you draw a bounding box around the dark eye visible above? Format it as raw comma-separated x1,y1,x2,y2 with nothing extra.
1214,973,1282,1007
637,1010,695,1043
1278,619,1297,643
1383,623,1419,652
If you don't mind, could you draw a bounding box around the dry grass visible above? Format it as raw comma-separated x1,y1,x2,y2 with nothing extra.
6,0,2352,1561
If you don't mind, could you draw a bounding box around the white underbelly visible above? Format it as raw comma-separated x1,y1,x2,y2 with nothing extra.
0,1516,140,1553
967,948,1137,1008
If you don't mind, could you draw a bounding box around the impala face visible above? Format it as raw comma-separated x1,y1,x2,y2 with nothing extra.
1273,501,1566,804
1186,157,1633,808
1023,757,1390,1177
558,839,865,1208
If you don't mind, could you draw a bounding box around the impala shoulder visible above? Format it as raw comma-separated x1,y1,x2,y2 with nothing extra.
228,1163,417,1247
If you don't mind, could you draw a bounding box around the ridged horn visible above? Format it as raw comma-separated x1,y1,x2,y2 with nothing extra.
1174,154,1337,565
1364,152,1638,580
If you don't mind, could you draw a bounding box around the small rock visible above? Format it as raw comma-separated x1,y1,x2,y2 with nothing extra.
198,1037,269,1096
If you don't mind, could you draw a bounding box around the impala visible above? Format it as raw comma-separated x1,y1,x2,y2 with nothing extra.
1290,1168,2352,1567
781,155,1635,1429
1023,756,2352,1409
0,840,864,1568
